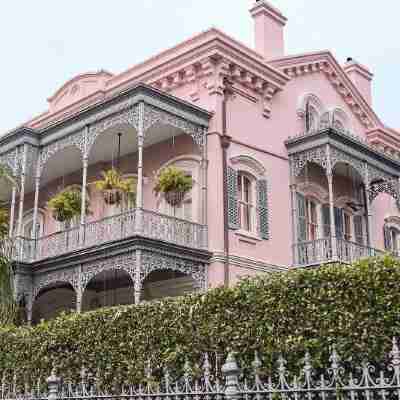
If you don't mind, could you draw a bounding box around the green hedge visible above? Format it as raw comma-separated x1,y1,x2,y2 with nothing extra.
1,256,400,386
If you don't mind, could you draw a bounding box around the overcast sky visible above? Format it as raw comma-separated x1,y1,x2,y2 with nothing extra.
0,0,398,134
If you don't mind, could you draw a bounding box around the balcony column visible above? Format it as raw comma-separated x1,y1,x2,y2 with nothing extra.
80,156,89,246
290,182,298,265
17,144,28,238
76,266,83,313
363,163,373,249
135,102,145,235
8,186,16,237
327,172,337,260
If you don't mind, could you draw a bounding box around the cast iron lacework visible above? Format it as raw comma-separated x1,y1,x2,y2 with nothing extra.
80,252,136,291
143,104,205,147
329,146,365,181
32,268,80,301
14,274,32,302
0,148,19,173
291,146,328,177
369,178,400,206
86,106,139,157
38,129,86,176
141,251,206,290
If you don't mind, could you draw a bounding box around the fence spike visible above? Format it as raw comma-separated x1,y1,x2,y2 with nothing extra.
329,344,341,376
303,351,313,381
391,337,400,366
203,353,211,381
221,352,240,400
277,355,287,376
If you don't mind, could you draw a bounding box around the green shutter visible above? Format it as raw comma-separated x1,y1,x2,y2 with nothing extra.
354,215,363,244
322,204,331,237
334,207,344,238
384,225,392,250
226,167,239,229
297,193,307,242
257,179,269,240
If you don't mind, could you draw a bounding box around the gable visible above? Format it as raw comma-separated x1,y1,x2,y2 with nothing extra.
270,51,382,130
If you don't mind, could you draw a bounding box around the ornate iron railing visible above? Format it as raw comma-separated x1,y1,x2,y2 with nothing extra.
14,209,208,262
3,337,400,400
294,237,382,266
336,238,383,263
294,237,332,266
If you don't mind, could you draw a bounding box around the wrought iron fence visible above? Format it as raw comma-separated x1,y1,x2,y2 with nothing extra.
3,338,400,400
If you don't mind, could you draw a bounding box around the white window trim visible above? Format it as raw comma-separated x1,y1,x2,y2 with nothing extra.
230,155,267,239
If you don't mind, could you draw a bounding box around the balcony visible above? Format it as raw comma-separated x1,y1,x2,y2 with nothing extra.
13,208,208,263
293,237,384,267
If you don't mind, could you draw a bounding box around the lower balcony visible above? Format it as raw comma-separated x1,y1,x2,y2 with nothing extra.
293,237,384,267
13,208,208,263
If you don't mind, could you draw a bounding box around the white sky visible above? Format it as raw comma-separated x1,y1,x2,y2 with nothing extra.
0,0,398,133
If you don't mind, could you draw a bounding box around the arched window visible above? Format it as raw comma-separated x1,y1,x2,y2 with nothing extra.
297,94,325,133
157,156,200,223
384,218,400,255
227,155,269,239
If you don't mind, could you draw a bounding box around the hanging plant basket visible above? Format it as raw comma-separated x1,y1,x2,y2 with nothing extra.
48,186,86,223
154,166,193,207
102,189,122,205
164,190,186,206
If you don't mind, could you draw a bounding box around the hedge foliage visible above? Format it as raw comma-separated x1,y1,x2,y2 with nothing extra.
1,256,400,386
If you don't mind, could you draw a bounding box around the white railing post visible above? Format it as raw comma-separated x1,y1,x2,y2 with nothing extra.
17,144,28,238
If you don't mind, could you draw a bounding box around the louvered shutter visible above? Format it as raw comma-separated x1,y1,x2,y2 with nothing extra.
257,179,269,240
334,207,344,238
354,215,364,245
297,193,307,242
226,167,239,229
322,205,331,237
384,225,392,250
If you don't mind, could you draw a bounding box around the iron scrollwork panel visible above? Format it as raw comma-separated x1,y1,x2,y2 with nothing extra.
290,146,328,177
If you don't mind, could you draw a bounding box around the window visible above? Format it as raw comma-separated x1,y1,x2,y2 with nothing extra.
384,225,400,254
237,172,256,232
297,194,319,241
343,213,351,241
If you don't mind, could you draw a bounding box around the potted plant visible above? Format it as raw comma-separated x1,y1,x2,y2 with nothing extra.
154,166,193,206
94,169,136,206
48,186,87,223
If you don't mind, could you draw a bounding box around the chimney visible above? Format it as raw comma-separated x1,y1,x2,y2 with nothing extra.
343,58,374,106
250,0,287,60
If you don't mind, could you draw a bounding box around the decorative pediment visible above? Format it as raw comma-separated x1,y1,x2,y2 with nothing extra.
230,154,266,176
48,70,113,113
270,52,381,129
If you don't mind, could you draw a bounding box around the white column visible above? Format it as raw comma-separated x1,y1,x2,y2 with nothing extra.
76,266,83,313
8,186,16,237
32,175,40,238
17,144,28,237
364,164,373,249
136,102,145,210
80,156,89,245
290,182,298,265
327,172,337,260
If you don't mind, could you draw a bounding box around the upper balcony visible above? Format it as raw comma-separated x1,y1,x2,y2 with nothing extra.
286,112,400,267
0,84,211,266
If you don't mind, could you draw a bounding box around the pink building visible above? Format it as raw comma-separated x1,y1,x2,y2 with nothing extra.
2,1,400,323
